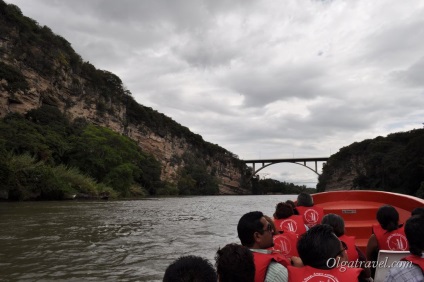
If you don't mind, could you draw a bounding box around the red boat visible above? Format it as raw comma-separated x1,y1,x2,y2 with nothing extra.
312,190,424,253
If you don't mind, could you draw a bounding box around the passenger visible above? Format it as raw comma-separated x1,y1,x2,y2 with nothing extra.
264,215,279,236
163,255,217,282
295,192,324,228
265,213,299,258
366,205,409,278
322,214,372,279
287,224,367,282
322,213,360,262
273,202,307,236
285,200,299,215
237,211,290,282
384,214,424,282
215,243,255,282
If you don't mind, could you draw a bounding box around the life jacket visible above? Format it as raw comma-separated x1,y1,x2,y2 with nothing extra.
287,265,362,282
272,231,299,258
296,205,324,228
338,234,359,262
372,224,409,251
252,251,289,282
402,255,424,272
274,215,307,236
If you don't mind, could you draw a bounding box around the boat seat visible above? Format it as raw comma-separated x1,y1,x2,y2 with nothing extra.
374,250,410,282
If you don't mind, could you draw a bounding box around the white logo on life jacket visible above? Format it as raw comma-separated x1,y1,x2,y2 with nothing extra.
387,233,408,251
304,209,319,225
274,235,292,256
303,273,339,282
280,219,298,232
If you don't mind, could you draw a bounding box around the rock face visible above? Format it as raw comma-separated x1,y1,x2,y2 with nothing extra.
0,3,250,194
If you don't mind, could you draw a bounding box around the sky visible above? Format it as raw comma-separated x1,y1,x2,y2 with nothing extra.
5,0,424,187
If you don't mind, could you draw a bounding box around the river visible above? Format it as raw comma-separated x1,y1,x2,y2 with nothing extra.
0,195,296,281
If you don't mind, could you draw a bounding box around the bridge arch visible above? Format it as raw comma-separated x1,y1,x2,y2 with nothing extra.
243,157,329,179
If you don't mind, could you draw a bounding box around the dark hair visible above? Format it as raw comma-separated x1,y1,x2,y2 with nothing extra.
321,214,345,237
274,202,294,219
163,255,217,282
297,224,341,269
376,205,400,232
411,207,424,217
237,211,264,247
297,192,313,207
405,215,424,256
286,200,299,215
215,243,255,282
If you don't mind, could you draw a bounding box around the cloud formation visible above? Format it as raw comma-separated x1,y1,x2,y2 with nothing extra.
6,0,424,186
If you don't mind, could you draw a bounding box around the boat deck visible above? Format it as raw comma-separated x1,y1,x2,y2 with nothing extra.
312,190,424,253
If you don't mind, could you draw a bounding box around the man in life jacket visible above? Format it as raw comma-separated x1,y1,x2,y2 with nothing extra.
237,211,290,282
215,243,255,282
384,214,424,282
295,192,324,228
287,224,367,282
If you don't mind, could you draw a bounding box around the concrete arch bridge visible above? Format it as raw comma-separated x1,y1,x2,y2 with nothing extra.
243,157,329,179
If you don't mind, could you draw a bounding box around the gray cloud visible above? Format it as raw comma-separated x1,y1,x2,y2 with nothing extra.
6,0,424,186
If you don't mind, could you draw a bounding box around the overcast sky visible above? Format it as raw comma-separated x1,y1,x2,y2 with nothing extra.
6,0,424,187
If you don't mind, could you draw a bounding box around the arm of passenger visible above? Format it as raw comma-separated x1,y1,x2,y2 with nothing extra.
265,261,288,282
366,234,378,261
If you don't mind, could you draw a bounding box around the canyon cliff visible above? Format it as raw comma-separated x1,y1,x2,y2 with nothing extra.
0,1,250,195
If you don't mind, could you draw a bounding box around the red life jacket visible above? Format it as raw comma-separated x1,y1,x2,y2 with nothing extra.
296,205,324,228
402,255,424,272
274,215,307,236
272,231,299,258
287,265,362,282
252,251,289,282
372,224,409,251
338,234,359,262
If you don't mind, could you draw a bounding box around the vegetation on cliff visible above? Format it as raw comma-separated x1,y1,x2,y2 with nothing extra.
0,105,223,200
0,0,249,197
317,128,424,198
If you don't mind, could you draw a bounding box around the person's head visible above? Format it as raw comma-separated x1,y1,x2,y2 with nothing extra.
215,243,255,282
163,255,217,282
237,211,274,249
263,215,278,236
274,202,294,219
376,205,399,232
321,213,345,237
286,200,299,215
297,192,314,207
405,214,424,256
411,207,424,217
297,224,347,269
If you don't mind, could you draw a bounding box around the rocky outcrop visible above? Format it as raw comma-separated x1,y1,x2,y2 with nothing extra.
0,3,249,194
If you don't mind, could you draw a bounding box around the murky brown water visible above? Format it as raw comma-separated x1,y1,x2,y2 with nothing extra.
0,195,295,281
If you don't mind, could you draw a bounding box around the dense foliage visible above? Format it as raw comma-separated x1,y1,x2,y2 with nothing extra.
252,178,314,195
0,105,165,200
317,129,424,198
0,0,245,187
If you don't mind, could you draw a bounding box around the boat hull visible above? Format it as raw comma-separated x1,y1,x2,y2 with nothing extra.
312,190,424,253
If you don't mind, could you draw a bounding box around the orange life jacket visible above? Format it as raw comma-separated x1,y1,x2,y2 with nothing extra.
338,234,359,262
296,205,324,228
252,251,289,282
287,265,362,282
272,231,299,258
372,224,409,251
274,215,307,236
402,255,424,272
